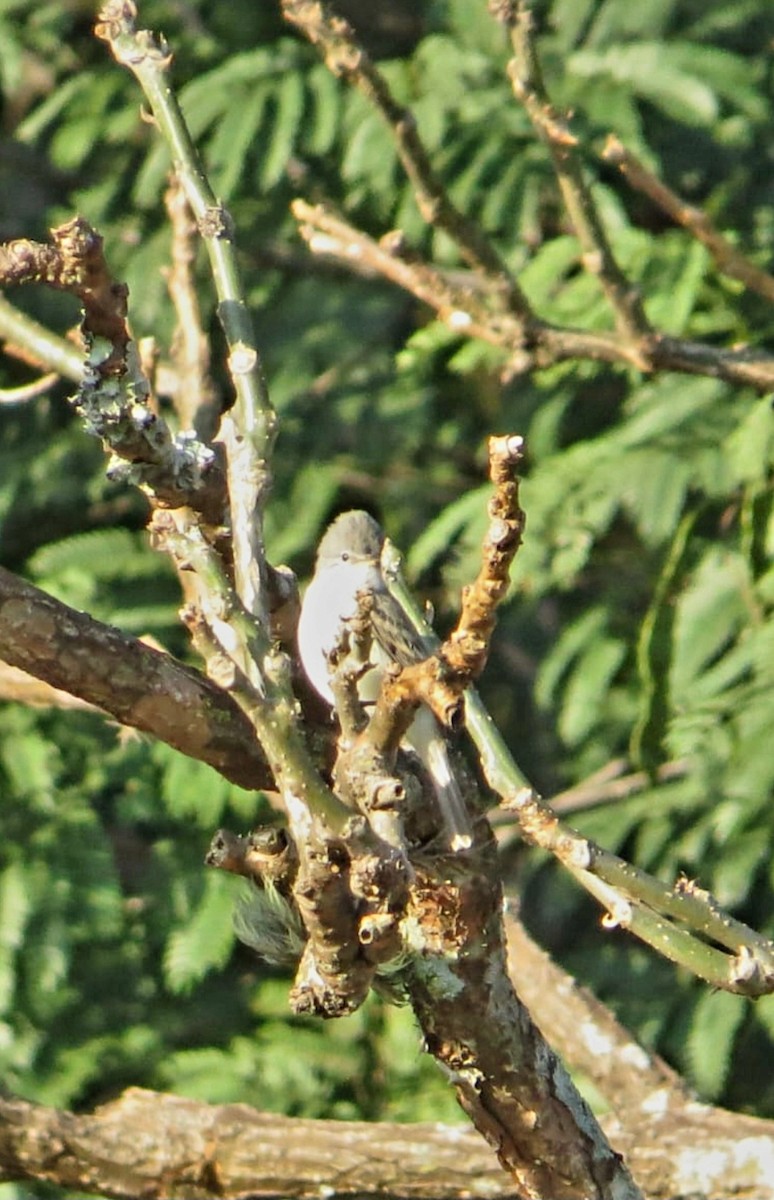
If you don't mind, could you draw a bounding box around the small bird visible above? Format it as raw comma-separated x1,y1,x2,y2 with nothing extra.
297,510,472,850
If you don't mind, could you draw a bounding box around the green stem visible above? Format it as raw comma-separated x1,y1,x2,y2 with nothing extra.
0,293,84,382
161,519,350,831
383,538,774,994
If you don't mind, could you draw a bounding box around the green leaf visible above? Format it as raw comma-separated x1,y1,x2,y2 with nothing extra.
558,636,626,747
686,990,746,1100
612,448,691,547
519,236,581,308
342,103,397,197
207,87,269,200
0,727,59,798
643,239,708,334
306,64,341,156
570,43,719,126
536,607,608,710
407,485,489,578
260,70,306,189
631,510,698,772
727,396,774,485
0,863,32,1015
670,549,750,703
550,0,601,50
267,462,341,564
712,829,767,908
618,377,724,448
163,873,237,994
155,745,248,830
16,72,102,143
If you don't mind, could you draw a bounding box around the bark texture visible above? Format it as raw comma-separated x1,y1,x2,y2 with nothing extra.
0,566,273,791
2,1081,774,1200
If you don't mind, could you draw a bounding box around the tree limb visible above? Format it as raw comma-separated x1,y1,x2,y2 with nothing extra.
603,134,774,305
0,566,273,791
3,917,774,1200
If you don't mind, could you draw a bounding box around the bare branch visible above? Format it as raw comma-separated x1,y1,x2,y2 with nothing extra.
604,134,774,304
294,197,774,390
292,200,508,349
0,659,99,710
501,784,774,995
498,2,652,354
162,176,220,437
0,219,229,522
403,857,642,1198
504,912,686,1107
441,434,526,685
280,0,532,321
0,371,59,404
0,566,273,791
4,929,774,1200
0,290,84,382
547,758,690,815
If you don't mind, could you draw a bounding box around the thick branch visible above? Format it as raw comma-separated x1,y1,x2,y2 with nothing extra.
0,567,273,791
3,1066,774,1200
0,1089,500,1199
403,858,642,1200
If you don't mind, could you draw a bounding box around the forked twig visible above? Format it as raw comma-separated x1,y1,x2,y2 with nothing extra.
280,0,533,323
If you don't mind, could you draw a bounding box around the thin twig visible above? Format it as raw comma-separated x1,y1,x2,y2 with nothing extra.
162,177,219,436
495,2,652,355
292,200,510,350
442,434,526,683
0,372,59,403
280,0,533,324
603,134,774,305
0,219,227,521
294,199,774,389
95,1,275,626
0,291,84,382
547,758,690,814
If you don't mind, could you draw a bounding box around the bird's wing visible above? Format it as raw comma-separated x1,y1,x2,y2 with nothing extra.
369,587,433,667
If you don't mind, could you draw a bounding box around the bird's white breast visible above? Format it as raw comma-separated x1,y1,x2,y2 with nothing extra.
298,560,382,702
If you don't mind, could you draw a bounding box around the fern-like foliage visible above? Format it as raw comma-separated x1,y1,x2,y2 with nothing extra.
1,0,773,1137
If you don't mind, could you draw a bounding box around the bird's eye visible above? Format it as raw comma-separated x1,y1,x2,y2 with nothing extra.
340,552,350,562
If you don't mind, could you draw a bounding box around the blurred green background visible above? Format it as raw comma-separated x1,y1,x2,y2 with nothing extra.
1,3,774,1192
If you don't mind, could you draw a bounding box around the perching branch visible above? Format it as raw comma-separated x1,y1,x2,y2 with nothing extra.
384,513,774,996
2,5,770,1194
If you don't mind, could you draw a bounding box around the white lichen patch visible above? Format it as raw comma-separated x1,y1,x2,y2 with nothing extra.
675,1137,774,1191
578,1020,615,1057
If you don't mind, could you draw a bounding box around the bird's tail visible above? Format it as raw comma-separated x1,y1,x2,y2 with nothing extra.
421,722,473,852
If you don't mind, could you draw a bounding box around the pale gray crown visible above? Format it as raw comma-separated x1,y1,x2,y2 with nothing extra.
315,509,384,567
